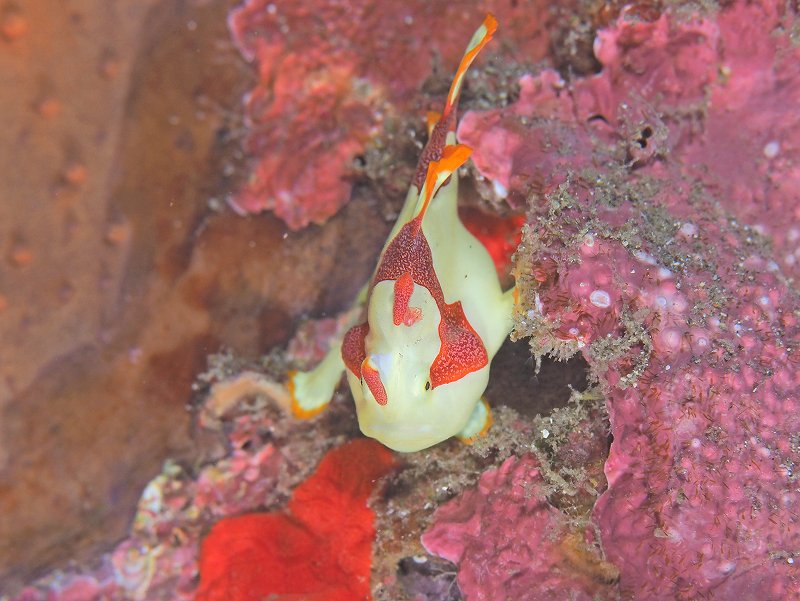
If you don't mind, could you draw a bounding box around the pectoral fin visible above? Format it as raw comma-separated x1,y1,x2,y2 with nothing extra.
288,344,345,418
457,397,493,444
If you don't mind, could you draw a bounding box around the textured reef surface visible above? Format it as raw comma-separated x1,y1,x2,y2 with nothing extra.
226,0,550,229
6,0,800,600
458,1,800,597
422,454,618,601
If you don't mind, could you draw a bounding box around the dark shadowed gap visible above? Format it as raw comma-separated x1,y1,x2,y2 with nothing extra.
485,338,590,417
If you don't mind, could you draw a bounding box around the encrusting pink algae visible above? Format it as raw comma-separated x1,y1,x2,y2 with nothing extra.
423,455,618,601
438,1,800,598
225,0,550,229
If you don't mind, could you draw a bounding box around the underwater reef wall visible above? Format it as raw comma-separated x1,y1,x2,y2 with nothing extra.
7,0,800,599
422,454,618,601
443,1,800,598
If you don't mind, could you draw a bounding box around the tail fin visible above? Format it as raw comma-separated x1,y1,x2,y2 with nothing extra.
443,14,498,119
413,144,472,222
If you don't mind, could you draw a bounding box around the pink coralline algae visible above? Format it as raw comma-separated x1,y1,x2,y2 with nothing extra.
422,455,617,601
450,1,800,598
227,0,550,229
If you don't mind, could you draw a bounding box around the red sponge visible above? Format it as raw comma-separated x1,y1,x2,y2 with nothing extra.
197,439,395,601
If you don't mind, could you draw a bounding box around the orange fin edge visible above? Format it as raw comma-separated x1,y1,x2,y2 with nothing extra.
444,13,498,117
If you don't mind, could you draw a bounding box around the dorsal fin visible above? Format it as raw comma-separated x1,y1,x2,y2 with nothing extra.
412,144,472,224
412,14,497,191
442,13,498,121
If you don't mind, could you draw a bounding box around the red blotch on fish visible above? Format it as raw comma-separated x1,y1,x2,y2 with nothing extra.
196,439,396,601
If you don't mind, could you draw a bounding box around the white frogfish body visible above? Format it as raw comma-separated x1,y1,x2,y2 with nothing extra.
289,14,515,452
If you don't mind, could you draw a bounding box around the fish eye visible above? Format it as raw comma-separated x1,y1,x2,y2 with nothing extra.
424,381,431,391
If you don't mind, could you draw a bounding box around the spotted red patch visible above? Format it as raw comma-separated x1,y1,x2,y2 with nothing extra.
374,216,442,303
431,301,488,387
412,112,456,191
361,360,388,405
374,215,487,388
342,323,368,377
393,272,416,326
